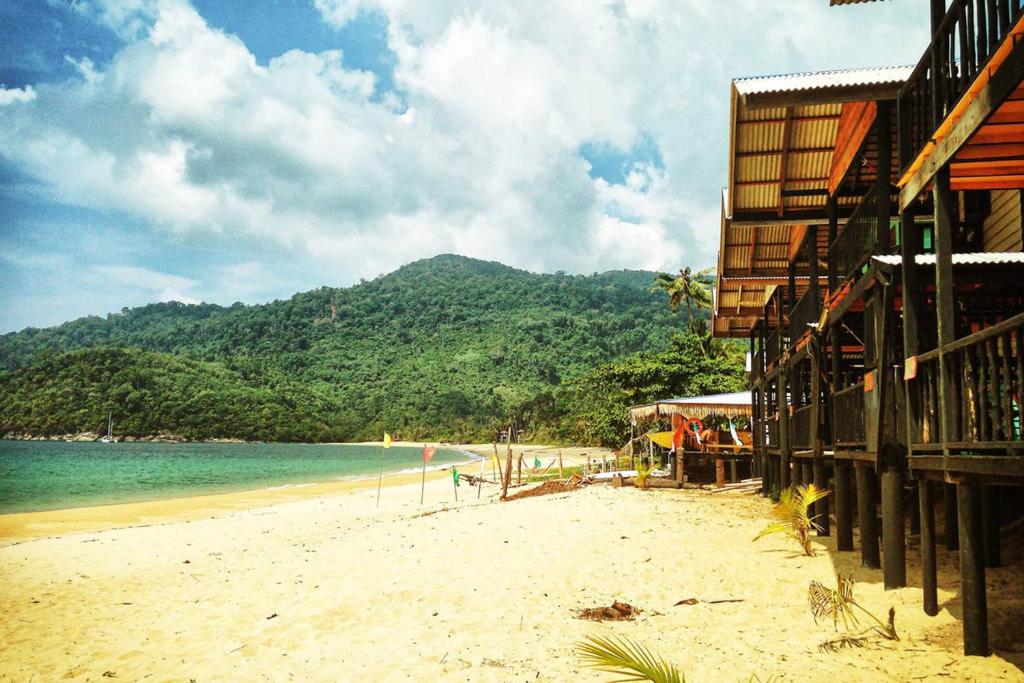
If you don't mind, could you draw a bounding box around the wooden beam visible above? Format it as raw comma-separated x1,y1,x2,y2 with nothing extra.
909,454,1024,477
735,146,834,158
829,101,878,196
777,107,793,216
933,168,957,455
740,84,901,110
950,159,1024,176
953,141,1024,161
787,224,809,263
737,114,841,126
899,23,1024,209
950,174,1024,191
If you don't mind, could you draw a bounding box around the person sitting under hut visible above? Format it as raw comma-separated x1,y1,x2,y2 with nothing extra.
699,425,719,453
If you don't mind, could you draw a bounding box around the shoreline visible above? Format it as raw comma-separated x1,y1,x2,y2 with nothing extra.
0,444,610,543
0,460,476,544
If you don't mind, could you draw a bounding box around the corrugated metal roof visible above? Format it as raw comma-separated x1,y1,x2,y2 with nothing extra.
734,65,913,96
873,252,1024,266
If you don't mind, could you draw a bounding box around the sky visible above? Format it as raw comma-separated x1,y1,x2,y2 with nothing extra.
0,0,929,333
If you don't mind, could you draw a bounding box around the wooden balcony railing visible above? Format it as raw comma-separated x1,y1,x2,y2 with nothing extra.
792,404,814,450
767,329,782,366
832,382,867,447
898,0,1024,171
829,186,878,283
907,312,1024,449
789,288,820,347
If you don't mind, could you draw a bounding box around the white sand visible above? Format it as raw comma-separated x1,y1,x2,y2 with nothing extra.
2,471,1023,681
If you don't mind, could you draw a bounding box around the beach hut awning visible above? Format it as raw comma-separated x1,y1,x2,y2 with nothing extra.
629,392,752,422
714,64,911,338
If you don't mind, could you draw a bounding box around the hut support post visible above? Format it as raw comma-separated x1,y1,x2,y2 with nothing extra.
944,483,959,550
835,459,854,551
919,479,939,616
882,467,906,588
982,487,1001,568
778,289,791,492
856,464,881,568
958,482,989,656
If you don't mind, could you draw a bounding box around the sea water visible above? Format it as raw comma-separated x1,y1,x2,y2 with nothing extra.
0,440,475,514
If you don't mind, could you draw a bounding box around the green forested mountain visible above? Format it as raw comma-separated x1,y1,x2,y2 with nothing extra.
0,348,344,442
1,254,704,443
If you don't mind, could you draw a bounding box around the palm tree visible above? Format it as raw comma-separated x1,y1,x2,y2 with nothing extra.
652,266,714,351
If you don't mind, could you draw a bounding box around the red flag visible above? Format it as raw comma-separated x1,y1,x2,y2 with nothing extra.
671,414,685,451
422,445,436,463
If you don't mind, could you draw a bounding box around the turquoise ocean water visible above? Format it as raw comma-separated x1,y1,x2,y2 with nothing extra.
0,441,476,514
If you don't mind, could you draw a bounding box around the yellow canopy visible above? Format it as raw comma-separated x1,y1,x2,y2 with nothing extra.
646,431,676,449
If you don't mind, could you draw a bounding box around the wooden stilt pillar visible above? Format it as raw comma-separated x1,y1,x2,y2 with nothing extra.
957,482,989,656
777,289,791,493
835,460,854,551
856,464,881,568
909,484,921,536
813,457,829,536
882,467,906,588
981,486,1001,568
945,483,959,550
920,480,938,616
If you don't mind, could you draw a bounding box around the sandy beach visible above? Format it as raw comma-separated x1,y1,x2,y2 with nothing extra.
2,455,1023,681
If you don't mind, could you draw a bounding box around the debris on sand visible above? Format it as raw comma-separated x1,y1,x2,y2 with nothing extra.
578,601,639,621
504,475,585,501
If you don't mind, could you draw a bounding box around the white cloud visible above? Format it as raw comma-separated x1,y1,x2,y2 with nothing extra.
3,0,928,312
93,265,200,304
0,86,37,105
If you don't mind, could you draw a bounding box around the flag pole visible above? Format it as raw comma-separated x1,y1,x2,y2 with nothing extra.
420,446,427,505
376,432,390,508
376,446,385,508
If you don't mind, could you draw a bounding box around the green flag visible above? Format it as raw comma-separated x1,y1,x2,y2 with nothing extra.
452,467,460,487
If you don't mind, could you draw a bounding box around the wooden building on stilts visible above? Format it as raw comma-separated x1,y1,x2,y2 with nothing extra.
713,0,1024,656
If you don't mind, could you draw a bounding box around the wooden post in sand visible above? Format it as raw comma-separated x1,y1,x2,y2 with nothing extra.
558,451,564,480
517,454,523,485
502,448,513,499
477,455,484,500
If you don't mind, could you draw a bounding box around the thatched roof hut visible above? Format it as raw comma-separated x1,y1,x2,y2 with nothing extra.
628,391,752,423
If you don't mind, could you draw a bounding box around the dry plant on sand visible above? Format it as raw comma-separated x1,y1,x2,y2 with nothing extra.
809,572,899,651
752,483,829,556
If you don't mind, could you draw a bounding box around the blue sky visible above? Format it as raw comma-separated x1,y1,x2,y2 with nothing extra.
0,0,927,333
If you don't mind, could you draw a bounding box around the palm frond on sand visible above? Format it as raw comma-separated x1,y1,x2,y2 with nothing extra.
753,484,829,556
808,573,899,642
576,635,685,683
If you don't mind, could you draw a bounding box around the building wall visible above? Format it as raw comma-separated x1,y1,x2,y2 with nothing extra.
982,189,1023,252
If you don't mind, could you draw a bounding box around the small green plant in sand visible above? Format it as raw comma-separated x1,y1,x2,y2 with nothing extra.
753,483,829,556
635,462,654,489
576,635,684,683
809,572,898,652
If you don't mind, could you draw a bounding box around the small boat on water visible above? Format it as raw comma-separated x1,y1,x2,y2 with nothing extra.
100,411,114,443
